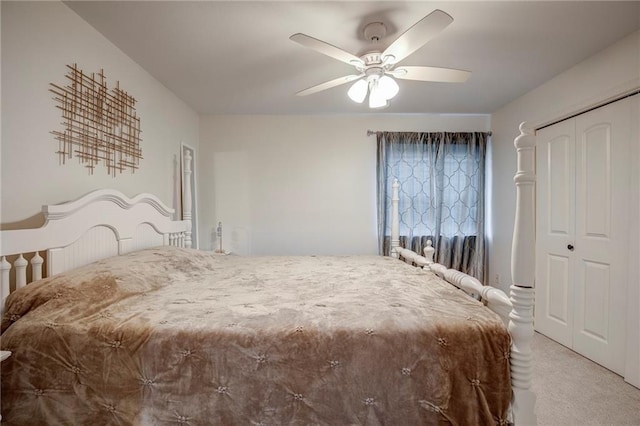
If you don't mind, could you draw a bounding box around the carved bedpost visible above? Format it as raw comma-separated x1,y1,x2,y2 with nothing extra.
182,147,193,249
509,122,537,425
390,179,400,258
0,257,10,314
14,255,28,290
31,252,44,282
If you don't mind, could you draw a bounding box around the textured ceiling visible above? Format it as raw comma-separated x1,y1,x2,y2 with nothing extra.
65,1,640,115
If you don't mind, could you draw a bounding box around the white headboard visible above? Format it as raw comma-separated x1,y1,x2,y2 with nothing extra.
0,189,190,308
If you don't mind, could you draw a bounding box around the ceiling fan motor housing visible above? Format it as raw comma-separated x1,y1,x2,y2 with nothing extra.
360,23,395,68
362,52,383,66
363,22,387,43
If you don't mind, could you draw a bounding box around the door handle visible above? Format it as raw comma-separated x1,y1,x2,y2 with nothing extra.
567,244,574,251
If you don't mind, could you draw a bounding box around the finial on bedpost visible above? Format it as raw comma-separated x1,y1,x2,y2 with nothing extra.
31,252,44,282
182,147,193,249
14,254,28,290
423,240,435,264
509,122,537,425
390,179,400,258
0,256,11,315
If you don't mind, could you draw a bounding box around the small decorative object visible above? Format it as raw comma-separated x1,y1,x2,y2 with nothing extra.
215,222,224,253
50,64,142,176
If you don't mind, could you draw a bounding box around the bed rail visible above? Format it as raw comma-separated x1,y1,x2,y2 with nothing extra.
393,224,512,327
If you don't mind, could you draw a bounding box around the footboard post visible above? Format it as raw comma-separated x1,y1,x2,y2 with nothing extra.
390,179,400,258
509,123,537,425
182,147,193,249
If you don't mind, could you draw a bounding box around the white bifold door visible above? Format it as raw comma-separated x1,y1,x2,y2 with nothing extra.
536,97,633,374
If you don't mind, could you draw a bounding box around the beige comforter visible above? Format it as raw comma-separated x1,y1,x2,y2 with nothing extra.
1,247,511,425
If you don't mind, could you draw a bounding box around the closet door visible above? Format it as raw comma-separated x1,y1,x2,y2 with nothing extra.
572,99,630,375
536,120,576,348
535,98,631,375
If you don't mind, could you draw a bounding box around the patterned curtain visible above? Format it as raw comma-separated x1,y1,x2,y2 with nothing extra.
376,131,488,282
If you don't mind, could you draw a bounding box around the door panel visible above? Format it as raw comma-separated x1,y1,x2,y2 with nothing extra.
582,124,611,238
579,260,609,341
535,120,575,347
572,99,629,375
549,136,573,235
546,254,570,325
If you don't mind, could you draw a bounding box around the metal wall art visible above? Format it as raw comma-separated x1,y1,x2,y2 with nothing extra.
50,64,142,176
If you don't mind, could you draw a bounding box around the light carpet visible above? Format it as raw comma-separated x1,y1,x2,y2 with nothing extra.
533,332,640,425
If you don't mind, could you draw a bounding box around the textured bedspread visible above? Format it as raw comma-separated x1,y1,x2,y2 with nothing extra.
1,247,511,425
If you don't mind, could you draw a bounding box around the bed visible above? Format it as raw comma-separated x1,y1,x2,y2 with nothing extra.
0,124,537,424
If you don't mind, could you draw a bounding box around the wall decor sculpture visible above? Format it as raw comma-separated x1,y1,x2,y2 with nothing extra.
50,64,142,176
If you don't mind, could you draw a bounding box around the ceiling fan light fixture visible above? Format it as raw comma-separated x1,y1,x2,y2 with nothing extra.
368,80,389,109
369,91,389,109
347,72,399,108
347,79,368,103
378,75,399,100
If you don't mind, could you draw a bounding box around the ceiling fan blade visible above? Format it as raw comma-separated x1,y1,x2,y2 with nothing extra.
296,74,364,96
382,10,453,65
290,33,364,67
390,66,470,83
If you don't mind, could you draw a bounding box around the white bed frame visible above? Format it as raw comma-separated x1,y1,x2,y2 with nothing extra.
0,190,191,307
0,124,537,424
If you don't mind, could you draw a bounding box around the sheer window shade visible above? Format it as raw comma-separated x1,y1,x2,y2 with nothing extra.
376,132,488,282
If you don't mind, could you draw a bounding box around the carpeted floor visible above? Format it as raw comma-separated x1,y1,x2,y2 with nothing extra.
532,332,640,425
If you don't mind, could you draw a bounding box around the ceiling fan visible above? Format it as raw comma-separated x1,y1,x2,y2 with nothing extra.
290,9,470,109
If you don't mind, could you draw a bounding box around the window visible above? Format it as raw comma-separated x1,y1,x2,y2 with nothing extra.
376,132,487,281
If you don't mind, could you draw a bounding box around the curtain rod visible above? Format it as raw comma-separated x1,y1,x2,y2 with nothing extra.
367,130,492,136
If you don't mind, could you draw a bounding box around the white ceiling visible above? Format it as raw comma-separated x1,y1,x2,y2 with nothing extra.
65,1,640,115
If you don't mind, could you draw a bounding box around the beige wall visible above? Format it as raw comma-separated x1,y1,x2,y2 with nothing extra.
1,1,199,226
198,114,490,255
